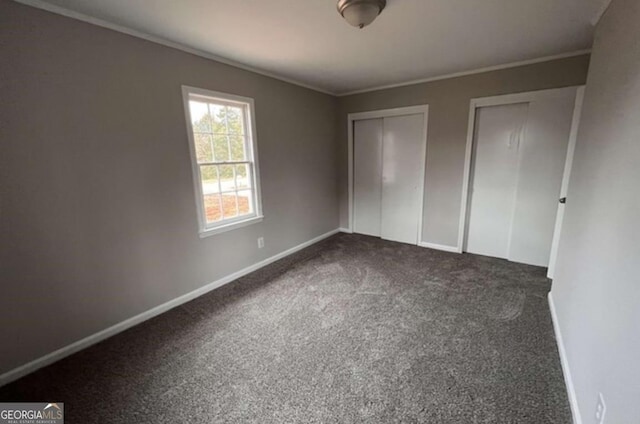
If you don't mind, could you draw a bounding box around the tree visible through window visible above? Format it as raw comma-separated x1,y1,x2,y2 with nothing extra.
182,87,262,235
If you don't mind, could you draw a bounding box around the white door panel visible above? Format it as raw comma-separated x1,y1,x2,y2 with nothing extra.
353,118,383,237
466,103,529,258
548,87,585,277
508,93,576,266
380,114,424,245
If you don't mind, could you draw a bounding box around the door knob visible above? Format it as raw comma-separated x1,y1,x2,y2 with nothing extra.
559,197,566,204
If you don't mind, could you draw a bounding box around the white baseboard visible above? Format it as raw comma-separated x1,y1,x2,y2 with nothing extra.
548,291,582,424
418,241,461,253
0,228,340,387
338,227,352,233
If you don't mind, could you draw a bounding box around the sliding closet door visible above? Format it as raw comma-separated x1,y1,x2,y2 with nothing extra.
508,92,576,266
466,88,577,266
353,118,383,237
380,114,425,244
466,103,529,259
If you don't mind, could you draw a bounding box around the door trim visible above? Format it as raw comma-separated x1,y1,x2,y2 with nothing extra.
347,105,429,245
457,86,583,253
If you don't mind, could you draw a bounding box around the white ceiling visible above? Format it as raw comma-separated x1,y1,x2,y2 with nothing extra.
25,0,606,95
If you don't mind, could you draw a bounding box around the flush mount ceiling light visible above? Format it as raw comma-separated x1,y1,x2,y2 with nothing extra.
337,0,387,29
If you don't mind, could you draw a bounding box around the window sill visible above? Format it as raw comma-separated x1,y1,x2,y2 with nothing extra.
199,216,263,238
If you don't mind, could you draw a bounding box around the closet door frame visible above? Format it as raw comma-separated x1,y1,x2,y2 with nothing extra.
457,86,583,254
346,105,429,245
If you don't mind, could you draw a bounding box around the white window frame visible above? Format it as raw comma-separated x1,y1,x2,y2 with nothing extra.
181,86,263,237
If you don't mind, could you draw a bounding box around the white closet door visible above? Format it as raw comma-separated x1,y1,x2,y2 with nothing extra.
466,103,529,259
466,88,577,266
353,118,383,237
508,91,576,266
548,87,585,278
380,114,425,244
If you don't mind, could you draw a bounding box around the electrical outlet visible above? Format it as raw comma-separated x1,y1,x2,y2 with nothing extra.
257,237,264,249
595,392,606,424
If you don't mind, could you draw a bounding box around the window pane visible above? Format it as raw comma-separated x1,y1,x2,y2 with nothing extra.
189,101,210,132
237,190,253,215
225,106,244,135
204,194,222,223
221,193,238,218
208,104,226,132
218,164,235,192
213,134,230,162
236,164,251,189
229,135,246,161
200,165,220,194
194,133,213,163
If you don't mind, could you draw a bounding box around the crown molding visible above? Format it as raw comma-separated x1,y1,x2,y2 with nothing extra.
11,0,336,96
337,49,592,96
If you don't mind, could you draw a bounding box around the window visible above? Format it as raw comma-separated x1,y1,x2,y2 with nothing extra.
182,86,263,236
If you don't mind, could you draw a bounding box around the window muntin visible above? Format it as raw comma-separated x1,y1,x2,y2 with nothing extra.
182,87,262,235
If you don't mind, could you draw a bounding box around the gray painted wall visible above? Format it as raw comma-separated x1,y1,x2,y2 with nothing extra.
551,0,640,422
337,55,591,247
0,1,338,375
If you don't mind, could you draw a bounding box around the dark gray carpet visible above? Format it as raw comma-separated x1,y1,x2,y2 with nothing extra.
0,233,571,423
